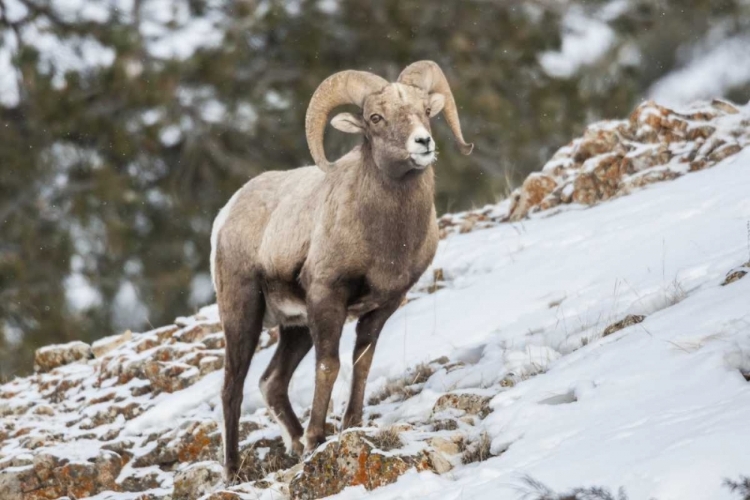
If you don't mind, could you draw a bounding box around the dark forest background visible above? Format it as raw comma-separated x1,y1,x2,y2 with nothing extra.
2,0,750,376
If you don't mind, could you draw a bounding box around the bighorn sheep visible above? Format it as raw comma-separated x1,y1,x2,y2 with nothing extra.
211,60,472,481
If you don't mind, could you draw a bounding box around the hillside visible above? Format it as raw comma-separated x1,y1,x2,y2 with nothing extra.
5,0,750,376
2,99,750,500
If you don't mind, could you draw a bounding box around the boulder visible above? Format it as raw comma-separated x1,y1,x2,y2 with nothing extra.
34,341,92,372
508,173,558,221
92,330,133,358
602,314,645,337
0,451,123,500
289,431,435,500
433,393,492,418
173,461,224,500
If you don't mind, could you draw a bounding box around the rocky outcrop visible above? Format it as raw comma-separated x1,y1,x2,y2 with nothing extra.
3,99,749,500
33,341,92,373
433,393,493,419
507,99,749,220
439,99,749,236
173,461,224,500
289,431,437,500
0,450,123,500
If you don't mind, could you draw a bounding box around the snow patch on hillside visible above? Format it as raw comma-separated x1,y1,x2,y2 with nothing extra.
2,110,750,499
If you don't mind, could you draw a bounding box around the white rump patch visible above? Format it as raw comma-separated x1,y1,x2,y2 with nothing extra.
210,188,243,291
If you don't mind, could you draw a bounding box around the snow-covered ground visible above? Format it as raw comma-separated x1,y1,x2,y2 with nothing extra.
2,103,750,499
327,152,750,499
126,147,750,498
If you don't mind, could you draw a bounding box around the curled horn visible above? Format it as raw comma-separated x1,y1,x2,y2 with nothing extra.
305,70,388,171
398,61,473,155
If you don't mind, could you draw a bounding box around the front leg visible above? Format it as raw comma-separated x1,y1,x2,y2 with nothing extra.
304,283,349,453
343,297,402,429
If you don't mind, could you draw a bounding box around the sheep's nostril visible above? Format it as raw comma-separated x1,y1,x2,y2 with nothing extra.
415,136,432,147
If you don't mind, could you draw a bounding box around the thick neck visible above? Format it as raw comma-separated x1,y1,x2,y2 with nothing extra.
355,141,436,214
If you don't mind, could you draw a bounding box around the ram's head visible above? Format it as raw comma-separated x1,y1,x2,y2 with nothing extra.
306,61,473,178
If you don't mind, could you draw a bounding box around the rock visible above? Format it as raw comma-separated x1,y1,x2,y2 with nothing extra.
620,168,680,192
289,431,435,500
626,144,671,172
433,393,492,418
173,461,224,500
34,341,92,372
508,173,557,221
201,333,226,350
0,465,31,500
144,362,201,394
573,153,630,205
431,419,458,431
134,421,219,468
135,493,172,500
234,437,298,482
54,451,123,499
276,462,304,484
199,355,225,375
174,322,223,343
32,405,54,416
686,124,715,141
722,265,749,286
118,468,163,492
426,450,453,474
92,330,133,358
711,99,740,114
0,451,124,500
602,314,645,337
429,437,460,456
205,492,244,500
708,144,742,163
83,402,142,428
572,127,620,162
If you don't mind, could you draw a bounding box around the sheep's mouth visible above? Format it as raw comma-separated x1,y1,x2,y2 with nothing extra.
410,150,436,168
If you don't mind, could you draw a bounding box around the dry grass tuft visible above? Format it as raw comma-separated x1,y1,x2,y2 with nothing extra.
367,363,435,405
461,432,492,465
368,427,403,451
432,419,459,432
664,278,687,306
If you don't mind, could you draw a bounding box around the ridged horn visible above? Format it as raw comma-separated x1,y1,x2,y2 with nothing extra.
398,60,473,155
305,70,388,171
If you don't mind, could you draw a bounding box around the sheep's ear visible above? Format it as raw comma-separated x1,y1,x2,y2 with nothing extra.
428,93,445,117
331,112,365,134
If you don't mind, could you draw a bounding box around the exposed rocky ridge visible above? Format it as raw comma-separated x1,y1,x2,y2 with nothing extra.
0,306,485,500
2,99,749,500
438,99,750,237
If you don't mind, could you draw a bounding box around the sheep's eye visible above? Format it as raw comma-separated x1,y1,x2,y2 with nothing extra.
370,114,383,124
426,107,432,117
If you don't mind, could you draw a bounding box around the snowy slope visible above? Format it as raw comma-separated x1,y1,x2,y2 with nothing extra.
2,106,750,499
130,140,750,498
326,149,750,499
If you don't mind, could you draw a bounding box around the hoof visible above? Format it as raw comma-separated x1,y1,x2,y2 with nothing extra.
342,415,362,430
223,466,240,486
288,438,304,457
303,434,326,456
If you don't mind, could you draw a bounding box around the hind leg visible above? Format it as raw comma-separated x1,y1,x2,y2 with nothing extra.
259,325,313,456
220,275,265,483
